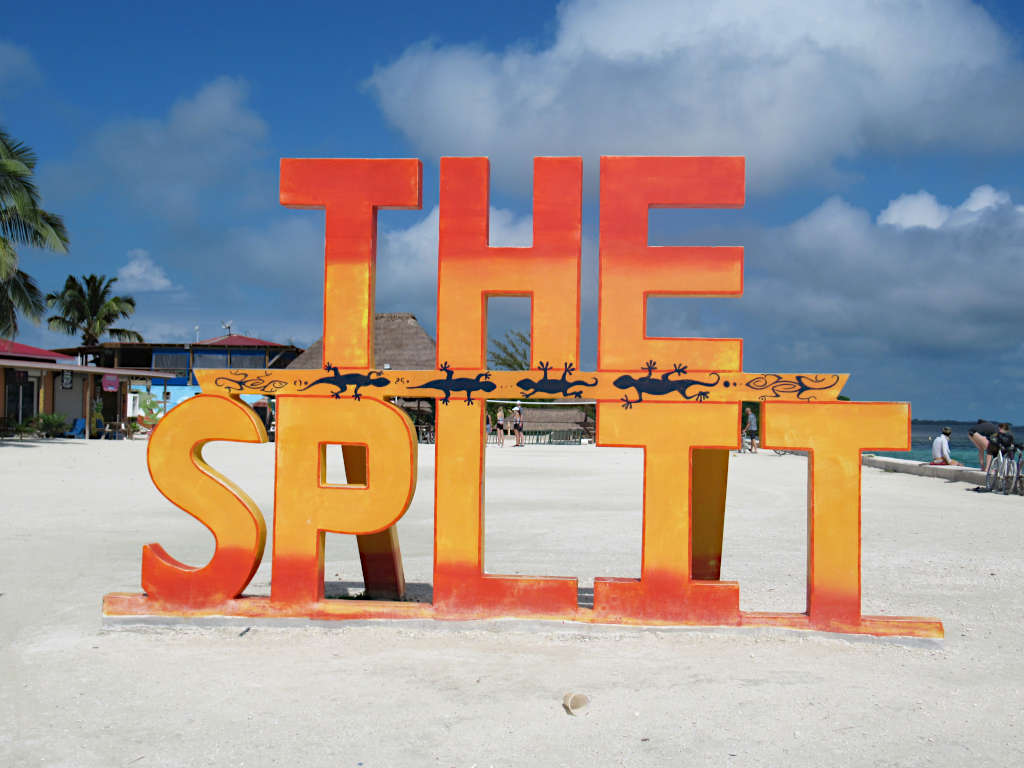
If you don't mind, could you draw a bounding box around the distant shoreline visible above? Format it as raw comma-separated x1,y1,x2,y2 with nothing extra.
910,418,1004,425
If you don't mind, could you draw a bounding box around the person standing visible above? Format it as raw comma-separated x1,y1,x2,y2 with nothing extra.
986,423,1016,468
968,419,998,470
743,407,759,454
513,405,524,447
496,406,505,446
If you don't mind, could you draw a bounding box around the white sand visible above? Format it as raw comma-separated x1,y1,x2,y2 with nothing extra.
2,438,1022,766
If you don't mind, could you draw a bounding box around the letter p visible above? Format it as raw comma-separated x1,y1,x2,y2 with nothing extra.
271,396,417,604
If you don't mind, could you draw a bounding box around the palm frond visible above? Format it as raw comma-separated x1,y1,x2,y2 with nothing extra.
105,327,145,343
0,269,44,338
46,315,79,336
0,236,17,280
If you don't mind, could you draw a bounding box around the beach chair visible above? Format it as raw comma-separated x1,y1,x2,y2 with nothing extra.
102,421,127,440
64,418,87,439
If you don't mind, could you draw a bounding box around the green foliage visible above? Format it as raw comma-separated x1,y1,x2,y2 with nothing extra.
91,397,103,431
1,126,69,338
488,329,530,370
46,274,143,350
0,268,43,338
35,412,69,438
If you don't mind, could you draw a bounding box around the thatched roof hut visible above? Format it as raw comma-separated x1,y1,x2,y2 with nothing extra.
289,313,436,370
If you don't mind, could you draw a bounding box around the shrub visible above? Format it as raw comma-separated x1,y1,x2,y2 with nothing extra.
36,413,69,438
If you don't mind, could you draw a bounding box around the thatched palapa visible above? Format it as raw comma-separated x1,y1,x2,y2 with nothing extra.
289,313,436,370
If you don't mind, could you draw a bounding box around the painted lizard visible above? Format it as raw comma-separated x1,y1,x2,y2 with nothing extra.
411,361,496,404
296,363,390,400
613,361,721,409
516,361,598,399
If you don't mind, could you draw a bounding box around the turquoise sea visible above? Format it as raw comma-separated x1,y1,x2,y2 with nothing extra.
872,419,1003,469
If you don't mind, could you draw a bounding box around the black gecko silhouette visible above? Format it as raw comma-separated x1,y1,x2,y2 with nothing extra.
411,361,496,405
516,361,598,399
613,360,721,409
296,363,390,400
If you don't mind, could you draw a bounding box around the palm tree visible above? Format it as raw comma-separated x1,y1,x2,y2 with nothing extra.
488,329,531,370
1,126,69,337
0,268,44,338
46,274,144,351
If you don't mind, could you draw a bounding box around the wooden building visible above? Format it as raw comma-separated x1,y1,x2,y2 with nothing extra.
54,334,301,387
0,339,159,433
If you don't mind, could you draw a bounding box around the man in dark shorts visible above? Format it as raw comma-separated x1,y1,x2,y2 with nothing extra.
968,419,998,470
743,406,759,453
986,423,1016,467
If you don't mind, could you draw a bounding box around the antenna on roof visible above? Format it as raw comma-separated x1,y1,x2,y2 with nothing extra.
221,320,233,337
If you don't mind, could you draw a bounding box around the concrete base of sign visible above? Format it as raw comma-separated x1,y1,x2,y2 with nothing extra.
99,614,943,648
103,594,942,638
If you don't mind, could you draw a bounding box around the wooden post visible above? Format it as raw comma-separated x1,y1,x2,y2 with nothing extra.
85,375,92,440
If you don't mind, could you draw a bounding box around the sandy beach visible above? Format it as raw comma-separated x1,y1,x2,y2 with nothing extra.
2,438,1022,766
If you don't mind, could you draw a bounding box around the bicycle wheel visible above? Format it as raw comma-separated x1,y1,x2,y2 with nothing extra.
1003,455,1018,495
985,455,1001,492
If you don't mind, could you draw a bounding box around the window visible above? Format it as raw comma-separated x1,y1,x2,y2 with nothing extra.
193,351,229,369
230,351,265,368
152,350,188,373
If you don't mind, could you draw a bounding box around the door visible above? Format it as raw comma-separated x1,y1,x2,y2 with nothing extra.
4,373,37,423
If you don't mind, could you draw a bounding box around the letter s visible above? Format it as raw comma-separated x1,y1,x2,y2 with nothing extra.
142,395,268,607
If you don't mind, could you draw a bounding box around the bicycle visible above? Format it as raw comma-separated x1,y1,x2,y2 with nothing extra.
985,447,1018,494
1012,444,1024,495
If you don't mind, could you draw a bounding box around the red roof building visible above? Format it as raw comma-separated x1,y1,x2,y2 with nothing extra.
0,339,75,363
196,334,285,347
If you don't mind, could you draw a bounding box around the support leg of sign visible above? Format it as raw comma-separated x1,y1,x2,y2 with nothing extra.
433,401,578,618
342,444,406,600
593,403,740,625
691,448,729,581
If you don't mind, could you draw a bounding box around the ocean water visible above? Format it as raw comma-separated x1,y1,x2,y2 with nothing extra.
872,420,1001,468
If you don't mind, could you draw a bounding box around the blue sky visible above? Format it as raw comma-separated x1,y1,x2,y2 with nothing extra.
3,0,1024,421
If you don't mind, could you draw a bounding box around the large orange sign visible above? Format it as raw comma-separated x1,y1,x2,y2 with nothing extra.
104,157,942,638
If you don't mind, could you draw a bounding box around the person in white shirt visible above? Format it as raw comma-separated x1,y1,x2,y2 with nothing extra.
930,427,961,465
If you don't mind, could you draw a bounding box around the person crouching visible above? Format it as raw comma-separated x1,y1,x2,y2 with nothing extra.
930,427,961,465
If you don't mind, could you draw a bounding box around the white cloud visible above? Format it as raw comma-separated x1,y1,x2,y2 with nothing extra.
877,191,951,229
0,41,40,94
880,184,1017,230
116,249,175,292
959,184,1010,213
60,77,268,220
672,184,1024,364
367,0,1024,194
